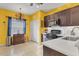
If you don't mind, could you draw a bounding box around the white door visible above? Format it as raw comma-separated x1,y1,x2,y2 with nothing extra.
30,20,40,43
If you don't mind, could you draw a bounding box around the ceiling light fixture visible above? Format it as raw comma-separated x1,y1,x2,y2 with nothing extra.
16,8,24,20
19,8,22,20
30,3,43,8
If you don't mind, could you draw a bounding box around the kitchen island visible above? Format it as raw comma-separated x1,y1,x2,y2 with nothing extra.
43,37,79,56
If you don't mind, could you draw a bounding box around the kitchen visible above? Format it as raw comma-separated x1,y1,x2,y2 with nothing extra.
43,6,79,56
0,3,79,56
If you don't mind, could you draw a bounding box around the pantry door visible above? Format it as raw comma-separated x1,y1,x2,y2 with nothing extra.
30,20,40,43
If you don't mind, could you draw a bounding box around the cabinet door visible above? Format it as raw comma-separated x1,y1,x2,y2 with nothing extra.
58,10,70,26
50,14,55,21
48,14,57,26
59,12,67,26
64,10,71,26
54,13,59,21
50,13,59,21
70,6,79,26
44,16,49,27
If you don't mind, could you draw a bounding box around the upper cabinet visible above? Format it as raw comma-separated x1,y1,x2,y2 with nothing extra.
44,6,79,27
57,9,71,26
70,6,79,26
44,15,50,27
44,14,58,27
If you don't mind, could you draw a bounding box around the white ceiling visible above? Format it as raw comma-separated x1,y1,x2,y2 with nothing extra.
0,3,65,15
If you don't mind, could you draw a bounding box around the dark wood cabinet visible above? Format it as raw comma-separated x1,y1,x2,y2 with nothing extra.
12,34,25,45
44,16,50,27
70,6,79,26
44,14,58,27
44,6,79,27
43,46,66,56
57,9,71,26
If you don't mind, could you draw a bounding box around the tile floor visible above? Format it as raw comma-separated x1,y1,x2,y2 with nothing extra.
0,41,43,56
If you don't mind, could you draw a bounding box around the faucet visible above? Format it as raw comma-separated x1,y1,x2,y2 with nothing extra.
71,27,79,35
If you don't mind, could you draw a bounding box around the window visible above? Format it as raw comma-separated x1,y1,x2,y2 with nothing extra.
8,17,26,36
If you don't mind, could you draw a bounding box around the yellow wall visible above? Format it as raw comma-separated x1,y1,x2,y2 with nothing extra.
25,16,32,41
0,15,8,45
31,11,40,20
0,8,31,45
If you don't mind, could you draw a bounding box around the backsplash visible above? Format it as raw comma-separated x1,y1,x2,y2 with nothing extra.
47,26,79,36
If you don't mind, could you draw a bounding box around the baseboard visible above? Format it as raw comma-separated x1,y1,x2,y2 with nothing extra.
30,40,42,46
32,40,38,42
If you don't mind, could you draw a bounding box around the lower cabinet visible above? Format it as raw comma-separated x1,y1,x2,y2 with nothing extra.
43,46,66,56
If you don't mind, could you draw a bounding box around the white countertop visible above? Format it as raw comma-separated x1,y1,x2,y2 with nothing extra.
43,37,79,56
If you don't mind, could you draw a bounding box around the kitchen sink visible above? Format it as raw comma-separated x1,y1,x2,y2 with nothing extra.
62,36,79,41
